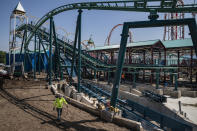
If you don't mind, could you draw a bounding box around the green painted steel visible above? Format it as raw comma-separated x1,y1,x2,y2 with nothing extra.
34,34,36,79
110,23,129,107
16,23,181,72
23,0,197,50
49,17,53,85
110,18,197,108
52,20,59,79
188,20,197,55
16,24,182,71
77,9,82,92
38,38,41,74
108,71,110,84
70,16,79,85
174,73,178,91
124,18,197,56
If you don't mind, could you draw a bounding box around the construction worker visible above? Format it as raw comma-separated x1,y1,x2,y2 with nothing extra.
121,73,125,83
53,94,68,121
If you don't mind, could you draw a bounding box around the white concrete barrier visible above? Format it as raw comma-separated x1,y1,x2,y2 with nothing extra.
113,116,143,131
51,81,143,130
84,79,197,130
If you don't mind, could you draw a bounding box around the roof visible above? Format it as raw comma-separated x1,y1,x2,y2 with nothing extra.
162,38,193,48
89,38,193,51
89,39,160,51
13,2,26,14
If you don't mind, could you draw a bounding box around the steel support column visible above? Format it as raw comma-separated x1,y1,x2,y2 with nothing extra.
174,73,178,91
77,9,82,92
170,69,173,85
70,12,79,85
38,36,41,75
108,71,110,84
34,34,37,79
52,21,60,79
49,17,53,85
110,23,129,107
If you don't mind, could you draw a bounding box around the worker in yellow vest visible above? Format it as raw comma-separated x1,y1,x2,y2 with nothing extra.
53,94,68,121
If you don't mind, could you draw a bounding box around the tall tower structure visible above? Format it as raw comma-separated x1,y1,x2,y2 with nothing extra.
9,2,28,68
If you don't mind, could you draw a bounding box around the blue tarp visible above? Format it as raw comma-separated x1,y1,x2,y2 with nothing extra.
6,52,49,72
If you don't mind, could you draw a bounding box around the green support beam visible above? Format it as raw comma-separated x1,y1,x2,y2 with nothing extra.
24,1,197,50
110,23,129,107
108,71,110,84
52,20,59,79
77,9,82,93
38,37,41,75
34,34,37,79
49,17,53,85
174,73,178,91
70,14,79,85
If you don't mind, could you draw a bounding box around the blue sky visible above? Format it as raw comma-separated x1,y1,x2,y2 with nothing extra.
0,0,195,52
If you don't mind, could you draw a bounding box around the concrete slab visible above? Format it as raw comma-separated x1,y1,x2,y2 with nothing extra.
182,91,197,98
81,96,94,106
170,90,181,98
164,97,197,124
100,110,114,122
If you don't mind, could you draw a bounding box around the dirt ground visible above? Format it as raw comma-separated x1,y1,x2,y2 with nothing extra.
0,79,129,131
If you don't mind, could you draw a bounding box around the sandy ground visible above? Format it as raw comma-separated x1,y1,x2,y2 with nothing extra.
0,79,129,131
164,97,197,124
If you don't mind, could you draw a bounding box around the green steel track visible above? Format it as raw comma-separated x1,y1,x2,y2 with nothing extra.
16,24,178,72
24,0,197,50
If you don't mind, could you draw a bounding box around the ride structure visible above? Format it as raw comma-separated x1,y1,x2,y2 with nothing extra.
12,0,197,106
9,2,28,74
8,1,197,130
105,24,133,46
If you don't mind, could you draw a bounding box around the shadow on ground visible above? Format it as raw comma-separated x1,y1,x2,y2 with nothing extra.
0,88,106,131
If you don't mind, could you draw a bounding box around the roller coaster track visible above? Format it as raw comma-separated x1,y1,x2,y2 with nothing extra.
24,0,197,49
16,24,114,70
17,24,179,72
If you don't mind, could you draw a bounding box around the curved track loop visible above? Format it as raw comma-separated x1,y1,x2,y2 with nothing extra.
24,0,197,49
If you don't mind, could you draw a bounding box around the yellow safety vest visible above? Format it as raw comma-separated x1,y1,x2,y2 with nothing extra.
54,97,68,108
